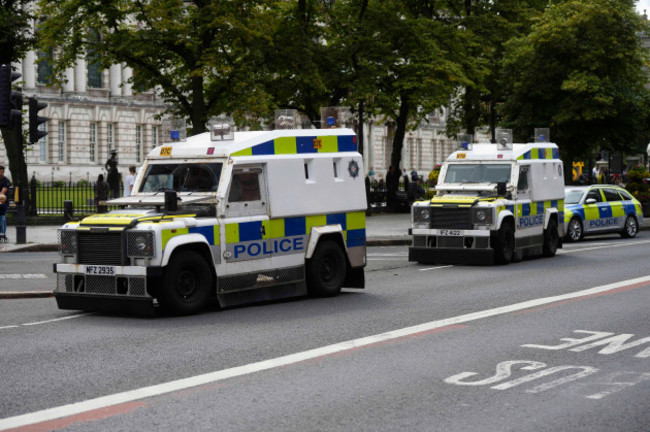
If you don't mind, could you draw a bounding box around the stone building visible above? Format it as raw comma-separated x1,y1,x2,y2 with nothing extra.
0,54,165,183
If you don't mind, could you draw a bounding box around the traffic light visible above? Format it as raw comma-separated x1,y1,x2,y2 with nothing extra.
0,64,22,129
29,97,48,143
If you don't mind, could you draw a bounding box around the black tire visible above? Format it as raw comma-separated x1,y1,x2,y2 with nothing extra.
307,239,347,297
542,218,559,257
566,217,583,242
158,250,212,315
621,215,638,238
494,223,514,265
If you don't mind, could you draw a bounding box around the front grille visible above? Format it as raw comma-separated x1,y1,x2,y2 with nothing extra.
78,232,124,265
438,236,464,248
55,274,148,297
431,207,472,229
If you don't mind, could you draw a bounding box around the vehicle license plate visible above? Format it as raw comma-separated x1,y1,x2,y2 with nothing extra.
440,230,461,236
85,265,116,275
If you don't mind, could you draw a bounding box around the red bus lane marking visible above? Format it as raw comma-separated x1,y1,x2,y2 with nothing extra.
1,275,649,432
514,280,650,315
7,401,146,432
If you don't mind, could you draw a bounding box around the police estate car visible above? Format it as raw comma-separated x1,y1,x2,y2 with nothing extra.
564,185,644,241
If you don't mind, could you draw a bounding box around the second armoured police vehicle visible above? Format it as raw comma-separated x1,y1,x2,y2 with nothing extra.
409,138,565,265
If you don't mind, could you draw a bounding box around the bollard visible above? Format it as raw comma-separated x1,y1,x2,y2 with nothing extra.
64,200,74,221
15,203,26,244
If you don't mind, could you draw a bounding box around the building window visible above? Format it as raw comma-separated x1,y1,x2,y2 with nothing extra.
86,30,103,88
57,122,65,163
135,125,142,163
36,51,54,86
39,123,48,163
89,123,97,163
107,123,114,159
152,126,159,151
87,60,102,88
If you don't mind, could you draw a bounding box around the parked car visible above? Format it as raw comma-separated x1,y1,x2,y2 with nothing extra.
564,185,644,241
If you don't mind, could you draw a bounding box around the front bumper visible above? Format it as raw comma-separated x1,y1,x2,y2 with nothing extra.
54,293,156,315
408,228,495,265
53,263,162,315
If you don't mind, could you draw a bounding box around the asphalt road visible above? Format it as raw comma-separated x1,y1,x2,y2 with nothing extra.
0,235,649,431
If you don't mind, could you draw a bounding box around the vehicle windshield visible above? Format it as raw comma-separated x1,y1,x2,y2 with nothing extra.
565,189,585,204
139,162,222,193
444,163,512,184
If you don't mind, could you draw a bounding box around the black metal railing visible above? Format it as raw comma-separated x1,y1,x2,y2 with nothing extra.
28,180,122,216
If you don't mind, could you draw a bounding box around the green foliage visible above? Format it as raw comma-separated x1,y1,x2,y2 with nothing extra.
35,0,277,133
427,164,442,188
501,0,650,160
624,165,650,201
626,165,650,181
0,0,34,63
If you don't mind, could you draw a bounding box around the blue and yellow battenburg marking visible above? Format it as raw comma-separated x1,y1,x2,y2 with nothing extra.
161,225,221,250
224,212,366,261
500,200,564,228
517,147,560,160
158,211,366,262
564,200,641,227
232,135,357,156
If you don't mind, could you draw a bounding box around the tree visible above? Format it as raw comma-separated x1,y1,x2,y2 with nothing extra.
444,0,547,141
501,0,650,163
36,0,278,134
0,0,35,202
367,0,485,170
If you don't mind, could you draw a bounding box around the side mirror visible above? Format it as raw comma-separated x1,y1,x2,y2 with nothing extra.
497,182,507,196
585,198,597,205
164,190,178,212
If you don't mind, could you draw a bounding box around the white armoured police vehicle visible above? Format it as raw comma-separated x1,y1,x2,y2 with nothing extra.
409,139,565,265
54,126,367,315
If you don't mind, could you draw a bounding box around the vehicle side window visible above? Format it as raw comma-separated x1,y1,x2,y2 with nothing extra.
602,188,621,202
585,189,602,203
228,172,261,202
517,166,529,191
617,189,634,201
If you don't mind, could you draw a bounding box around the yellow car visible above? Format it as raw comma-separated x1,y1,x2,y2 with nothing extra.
564,185,644,241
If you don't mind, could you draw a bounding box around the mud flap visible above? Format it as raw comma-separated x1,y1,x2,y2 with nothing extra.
344,266,365,289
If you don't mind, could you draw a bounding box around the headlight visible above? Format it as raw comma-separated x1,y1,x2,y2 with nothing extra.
58,230,77,256
413,207,431,225
127,231,155,258
472,207,493,225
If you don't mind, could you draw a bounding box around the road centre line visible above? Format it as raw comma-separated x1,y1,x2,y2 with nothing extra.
2,275,649,431
559,238,650,254
0,313,90,331
21,313,91,326
418,265,454,272
0,274,48,279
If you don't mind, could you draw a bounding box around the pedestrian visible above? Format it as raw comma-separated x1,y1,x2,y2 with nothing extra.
94,173,109,213
597,168,606,184
386,165,399,210
407,178,425,202
0,165,10,196
123,165,136,197
0,193,8,242
410,168,418,182
105,150,120,199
